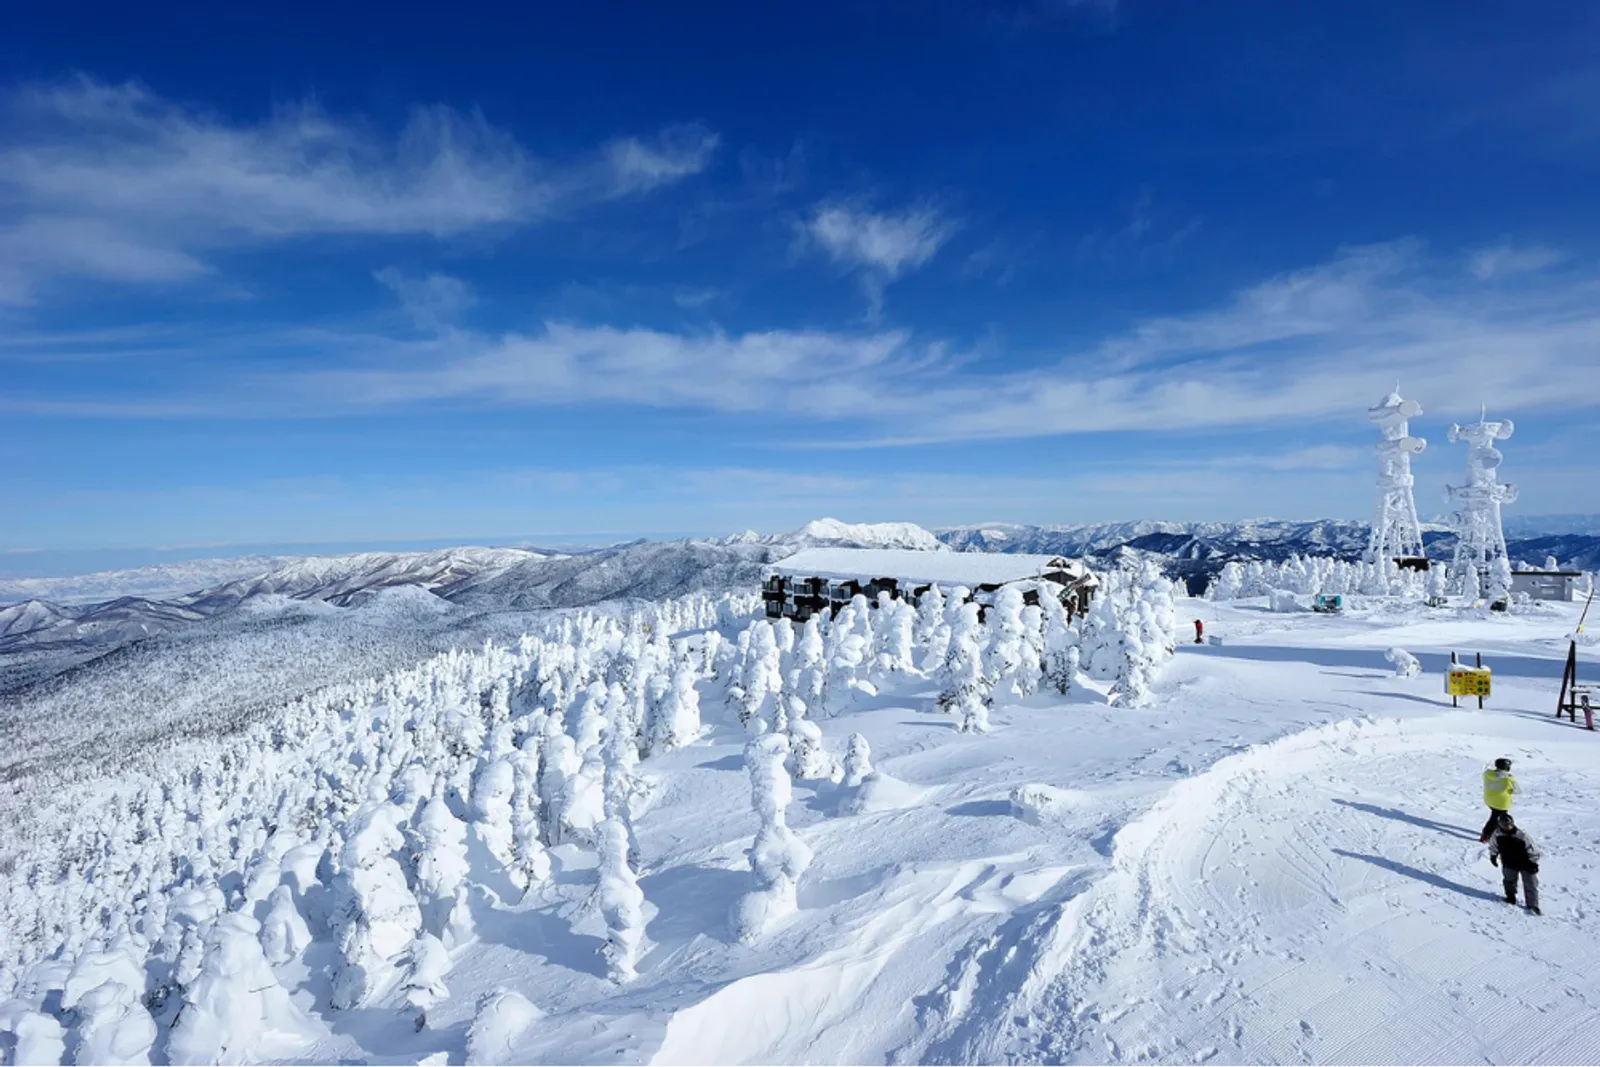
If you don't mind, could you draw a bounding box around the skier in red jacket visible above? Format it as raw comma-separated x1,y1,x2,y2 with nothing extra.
1194,619,1204,644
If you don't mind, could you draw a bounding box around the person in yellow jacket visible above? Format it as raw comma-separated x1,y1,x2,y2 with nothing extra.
1481,758,1516,843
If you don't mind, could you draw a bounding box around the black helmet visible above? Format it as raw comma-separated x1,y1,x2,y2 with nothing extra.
1494,758,1512,771
1497,811,1515,828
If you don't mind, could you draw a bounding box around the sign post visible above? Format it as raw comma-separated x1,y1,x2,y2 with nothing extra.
1447,651,1492,709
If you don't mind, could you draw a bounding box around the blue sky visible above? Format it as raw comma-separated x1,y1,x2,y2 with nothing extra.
4,1,1600,558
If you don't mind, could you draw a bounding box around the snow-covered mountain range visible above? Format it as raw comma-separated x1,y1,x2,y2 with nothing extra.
4,518,1597,674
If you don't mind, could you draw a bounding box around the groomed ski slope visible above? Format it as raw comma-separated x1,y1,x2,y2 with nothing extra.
276,595,1599,1066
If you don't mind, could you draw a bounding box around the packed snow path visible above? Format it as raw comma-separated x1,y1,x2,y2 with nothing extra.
956,714,1600,1065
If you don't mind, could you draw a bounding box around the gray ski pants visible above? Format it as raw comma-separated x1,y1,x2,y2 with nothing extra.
1502,867,1540,910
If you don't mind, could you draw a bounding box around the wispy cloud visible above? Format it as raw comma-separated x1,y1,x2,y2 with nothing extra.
603,124,720,193
1467,242,1566,280
11,239,1600,444
0,76,716,304
802,201,955,315
373,268,476,331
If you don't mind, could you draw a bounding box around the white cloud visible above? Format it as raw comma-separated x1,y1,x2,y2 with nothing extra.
603,124,720,193
1468,242,1566,280
806,203,951,276
373,268,476,331
0,77,716,304
12,238,1600,444
803,201,954,314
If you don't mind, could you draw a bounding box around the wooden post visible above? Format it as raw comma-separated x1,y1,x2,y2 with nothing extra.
1451,650,1459,709
1476,651,1484,710
1558,641,1578,722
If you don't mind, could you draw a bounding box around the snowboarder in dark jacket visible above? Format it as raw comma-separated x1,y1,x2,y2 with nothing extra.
1488,812,1541,915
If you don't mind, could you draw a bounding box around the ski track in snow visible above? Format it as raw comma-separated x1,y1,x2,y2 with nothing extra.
958,714,1600,1065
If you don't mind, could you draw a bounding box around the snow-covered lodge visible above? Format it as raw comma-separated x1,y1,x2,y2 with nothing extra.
763,547,1098,623
1509,569,1584,602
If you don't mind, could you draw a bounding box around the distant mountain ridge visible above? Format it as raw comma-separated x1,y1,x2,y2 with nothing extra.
4,518,1596,665
0,521,929,659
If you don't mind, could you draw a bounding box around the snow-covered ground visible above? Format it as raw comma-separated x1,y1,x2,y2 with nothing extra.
3,591,1597,1065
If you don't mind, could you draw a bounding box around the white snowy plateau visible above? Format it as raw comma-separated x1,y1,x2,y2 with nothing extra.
1,520,1599,1066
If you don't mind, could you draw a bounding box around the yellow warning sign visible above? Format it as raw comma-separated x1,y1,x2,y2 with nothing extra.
1447,667,1492,697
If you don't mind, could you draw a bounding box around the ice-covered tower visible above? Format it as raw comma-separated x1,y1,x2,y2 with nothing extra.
1366,389,1427,564
1446,408,1517,591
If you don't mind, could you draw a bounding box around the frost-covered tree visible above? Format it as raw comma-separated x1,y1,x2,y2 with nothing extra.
842,733,873,788
69,979,156,1067
571,682,609,760
1488,555,1514,605
152,884,225,1009
785,695,837,782
1,1009,64,1067
1041,593,1080,695
913,582,945,648
823,605,873,714
400,933,450,1032
1208,562,1245,601
330,805,423,1010
939,602,992,733
985,586,1040,701
409,794,473,947
792,615,828,709
168,913,301,1065
537,712,580,847
259,884,312,966
601,684,641,867
1079,591,1122,681
649,663,702,753
1137,560,1178,661
1427,562,1450,602
508,734,551,894
875,595,918,677
595,817,647,983
733,734,813,942
471,758,519,884
1110,601,1153,708
466,989,543,1066
62,945,147,1019
740,621,785,729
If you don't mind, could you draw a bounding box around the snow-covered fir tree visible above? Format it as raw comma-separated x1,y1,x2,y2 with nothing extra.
259,884,312,966
400,933,450,1032
329,804,422,1010
168,913,302,1064
733,734,813,942
409,793,473,947
1041,593,1081,696
69,977,157,1067
842,733,874,788
875,593,918,677
939,602,992,733
986,586,1040,701
471,758,520,886
785,694,837,782
595,816,647,983
537,712,580,847
465,989,543,1066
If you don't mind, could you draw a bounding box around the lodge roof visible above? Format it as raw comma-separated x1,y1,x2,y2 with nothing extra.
771,547,1094,588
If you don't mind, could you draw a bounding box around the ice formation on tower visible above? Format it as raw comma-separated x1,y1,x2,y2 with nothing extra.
1446,407,1517,595
1366,389,1427,564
